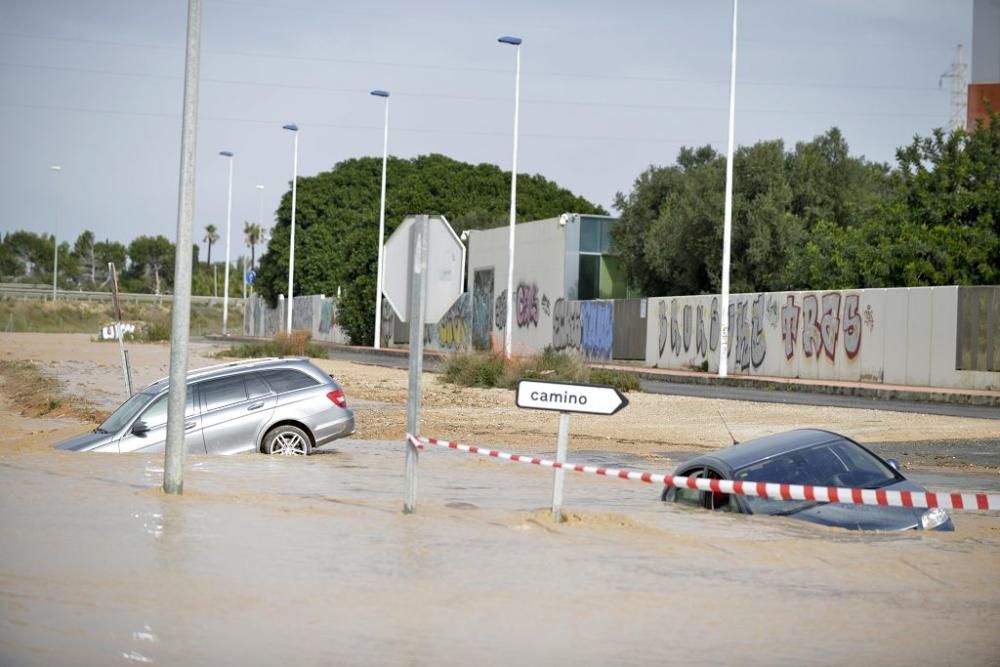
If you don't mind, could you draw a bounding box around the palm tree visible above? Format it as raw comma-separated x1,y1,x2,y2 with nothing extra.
203,224,219,266
243,222,262,268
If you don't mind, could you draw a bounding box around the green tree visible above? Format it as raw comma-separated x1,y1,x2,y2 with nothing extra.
72,230,97,287
95,239,128,287
203,224,219,266
256,153,605,344
127,235,174,294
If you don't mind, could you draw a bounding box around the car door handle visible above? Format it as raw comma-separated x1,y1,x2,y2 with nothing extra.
247,402,264,411
184,421,197,431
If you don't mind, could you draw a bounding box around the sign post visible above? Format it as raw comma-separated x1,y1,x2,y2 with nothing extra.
515,379,629,522
109,262,133,398
384,214,466,514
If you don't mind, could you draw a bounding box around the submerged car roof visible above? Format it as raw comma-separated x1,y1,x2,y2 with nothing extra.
142,357,315,394
686,428,852,472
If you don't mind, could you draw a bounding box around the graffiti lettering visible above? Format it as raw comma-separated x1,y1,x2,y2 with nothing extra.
802,294,821,358
820,293,841,361
863,303,875,333
658,300,668,357
732,301,751,370
541,294,551,317
670,299,681,356
696,304,708,357
781,295,800,360
552,299,582,352
751,293,766,368
843,293,862,359
494,289,507,331
709,297,720,352
319,299,334,334
516,282,539,328
682,304,693,353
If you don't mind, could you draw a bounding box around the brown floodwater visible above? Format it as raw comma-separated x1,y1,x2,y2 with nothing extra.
1,440,999,666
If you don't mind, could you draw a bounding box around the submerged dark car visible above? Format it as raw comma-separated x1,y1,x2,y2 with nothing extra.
661,428,954,531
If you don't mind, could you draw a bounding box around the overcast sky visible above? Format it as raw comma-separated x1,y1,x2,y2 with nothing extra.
0,0,974,259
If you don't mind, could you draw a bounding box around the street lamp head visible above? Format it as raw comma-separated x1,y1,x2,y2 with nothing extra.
256,184,265,190
50,165,62,171
498,35,522,46
282,123,299,132
219,151,234,157
370,89,390,98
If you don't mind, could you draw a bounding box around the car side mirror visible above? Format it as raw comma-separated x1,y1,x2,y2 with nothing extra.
887,458,900,471
131,421,150,436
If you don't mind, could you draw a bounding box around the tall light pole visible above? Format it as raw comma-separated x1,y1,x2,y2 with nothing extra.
371,89,390,349
49,164,62,300
718,0,738,378
498,35,522,358
219,150,234,335
255,184,264,269
282,123,299,331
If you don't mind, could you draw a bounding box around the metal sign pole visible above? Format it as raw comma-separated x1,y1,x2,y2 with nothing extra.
404,214,429,514
551,412,570,522
109,262,133,398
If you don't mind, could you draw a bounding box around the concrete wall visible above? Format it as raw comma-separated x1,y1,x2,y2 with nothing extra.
465,217,569,355
643,287,998,391
243,294,350,345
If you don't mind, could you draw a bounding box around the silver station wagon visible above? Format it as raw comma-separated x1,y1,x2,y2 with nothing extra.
56,358,354,456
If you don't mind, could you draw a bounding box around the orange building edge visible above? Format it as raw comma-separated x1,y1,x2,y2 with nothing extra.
967,83,1000,129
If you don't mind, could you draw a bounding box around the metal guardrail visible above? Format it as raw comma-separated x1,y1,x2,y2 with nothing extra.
0,282,243,307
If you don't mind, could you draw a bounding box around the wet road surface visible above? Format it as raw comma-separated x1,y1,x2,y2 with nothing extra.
2,440,999,666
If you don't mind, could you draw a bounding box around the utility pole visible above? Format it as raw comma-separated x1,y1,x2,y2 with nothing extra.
939,44,968,132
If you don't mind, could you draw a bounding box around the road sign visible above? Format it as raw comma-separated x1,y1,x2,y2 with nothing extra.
246,270,256,285
516,379,629,416
383,214,465,322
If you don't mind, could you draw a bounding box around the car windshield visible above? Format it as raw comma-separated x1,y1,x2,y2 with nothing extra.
97,392,156,434
735,438,899,516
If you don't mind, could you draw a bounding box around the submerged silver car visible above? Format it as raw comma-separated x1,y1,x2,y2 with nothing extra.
56,357,354,456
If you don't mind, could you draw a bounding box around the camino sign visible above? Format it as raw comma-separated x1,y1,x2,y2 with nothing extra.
515,379,629,416
515,378,630,523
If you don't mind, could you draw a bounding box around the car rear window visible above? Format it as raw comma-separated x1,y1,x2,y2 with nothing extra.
260,369,319,394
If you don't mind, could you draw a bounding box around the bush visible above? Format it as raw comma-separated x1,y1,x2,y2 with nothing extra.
440,347,641,393
589,368,642,393
215,330,327,359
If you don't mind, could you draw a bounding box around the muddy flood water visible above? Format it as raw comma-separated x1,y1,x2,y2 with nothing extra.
2,437,999,666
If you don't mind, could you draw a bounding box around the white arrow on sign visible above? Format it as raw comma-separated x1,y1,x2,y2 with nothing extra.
515,379,629,416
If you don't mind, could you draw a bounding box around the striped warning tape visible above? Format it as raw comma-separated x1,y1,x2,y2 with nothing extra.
408,434,1000,512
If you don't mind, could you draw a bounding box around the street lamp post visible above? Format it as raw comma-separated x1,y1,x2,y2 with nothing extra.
282,124,299,332
498,35,522,358
255,184,264,268
219,150,234,335
718,0,738,378
370,89,390,349
50,165,62,300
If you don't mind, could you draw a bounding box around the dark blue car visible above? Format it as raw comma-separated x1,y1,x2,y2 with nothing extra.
661,428,954,531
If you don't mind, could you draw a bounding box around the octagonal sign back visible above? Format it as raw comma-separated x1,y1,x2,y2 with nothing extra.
382,214,466,323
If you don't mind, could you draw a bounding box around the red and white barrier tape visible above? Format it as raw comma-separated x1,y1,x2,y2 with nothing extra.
407,434,1000,512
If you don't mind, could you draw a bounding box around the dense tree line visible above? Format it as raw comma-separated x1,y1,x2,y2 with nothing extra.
5,116,995,343
254,153,606,344
613,114,999,296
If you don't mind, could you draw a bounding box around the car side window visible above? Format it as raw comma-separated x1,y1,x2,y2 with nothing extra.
260,369,318,394
672,467,705,506
137,391,195,429
245,373,272,399
201,376,249,412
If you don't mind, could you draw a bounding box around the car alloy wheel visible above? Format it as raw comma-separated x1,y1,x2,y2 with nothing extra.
265,425,310,456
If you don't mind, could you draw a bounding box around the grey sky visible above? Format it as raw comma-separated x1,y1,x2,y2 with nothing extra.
0,0,973,260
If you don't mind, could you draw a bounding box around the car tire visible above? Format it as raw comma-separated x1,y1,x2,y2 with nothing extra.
263,424,312,456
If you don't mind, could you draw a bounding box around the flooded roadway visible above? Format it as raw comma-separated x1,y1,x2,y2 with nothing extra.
2,440,999,666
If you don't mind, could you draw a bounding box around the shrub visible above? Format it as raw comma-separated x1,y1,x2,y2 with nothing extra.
215,330,327,359
589,368,641,393
441,347,641,393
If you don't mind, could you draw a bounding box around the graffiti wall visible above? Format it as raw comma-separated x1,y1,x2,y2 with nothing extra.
423,293,472,353
644,286,997,390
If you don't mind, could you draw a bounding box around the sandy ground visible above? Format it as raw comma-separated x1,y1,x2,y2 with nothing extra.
3,332,998,468
1,333,999,665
